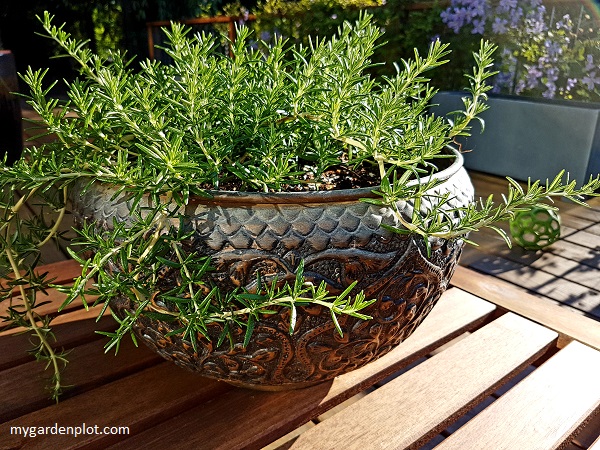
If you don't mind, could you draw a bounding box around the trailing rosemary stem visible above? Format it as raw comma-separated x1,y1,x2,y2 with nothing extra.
37,186,68,248
4,246,64,400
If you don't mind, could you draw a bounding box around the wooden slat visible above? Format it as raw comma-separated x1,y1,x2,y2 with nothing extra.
452,265,600,350
435,341,600,450
0,363,233,450
560,215,595,231
563,228,600,250
549,239,600,270
1,275,91,320
286,313,557,450
105,289,497,450
462,226,600,294
591,436,600,450
1,258,83,298
32,259,84,285
570,410,600,449
467,255,600,315
561,202,600,223
0,305,109,370
0,336,161,423
514,252,600,293
587,223,600,237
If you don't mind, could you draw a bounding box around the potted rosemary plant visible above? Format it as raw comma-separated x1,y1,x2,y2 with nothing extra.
1,12,599,399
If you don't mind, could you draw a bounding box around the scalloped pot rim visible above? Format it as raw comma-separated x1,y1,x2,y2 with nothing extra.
188,146,464,206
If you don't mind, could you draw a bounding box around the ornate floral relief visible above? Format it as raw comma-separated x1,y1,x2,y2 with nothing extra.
116,231,464,388
88,165,473,388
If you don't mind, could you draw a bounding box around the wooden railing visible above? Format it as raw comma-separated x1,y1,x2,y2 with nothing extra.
146,15,257,59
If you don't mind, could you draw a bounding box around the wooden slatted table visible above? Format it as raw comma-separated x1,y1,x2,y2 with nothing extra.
461,172,600,323
1,259,599,449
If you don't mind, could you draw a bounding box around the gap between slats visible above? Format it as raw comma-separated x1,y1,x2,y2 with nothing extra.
434,341,600,450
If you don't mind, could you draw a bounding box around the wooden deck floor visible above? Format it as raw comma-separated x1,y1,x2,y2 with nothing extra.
462,171,600,322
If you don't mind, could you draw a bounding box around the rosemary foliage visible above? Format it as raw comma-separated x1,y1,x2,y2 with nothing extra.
1,12,599,399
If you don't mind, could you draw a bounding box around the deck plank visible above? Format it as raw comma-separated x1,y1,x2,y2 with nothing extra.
570,410,600,449
459,173,600,322
104,289,497,450
548,239,600,270
0,335,161,423
435,341,600,450
0,363,233,450
0,305,108,370
286,314,557,450
451,265,600,350
467,254,600,316
1,260,91,321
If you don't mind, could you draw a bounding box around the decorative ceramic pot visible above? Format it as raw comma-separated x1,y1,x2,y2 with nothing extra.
71,148,474,389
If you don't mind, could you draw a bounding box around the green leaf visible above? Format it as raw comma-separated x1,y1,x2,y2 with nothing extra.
243,315,256,349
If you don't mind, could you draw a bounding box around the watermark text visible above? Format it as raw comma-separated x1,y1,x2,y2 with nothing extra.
10,423,129,438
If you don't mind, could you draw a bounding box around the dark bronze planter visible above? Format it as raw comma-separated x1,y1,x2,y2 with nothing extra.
71,148,474,389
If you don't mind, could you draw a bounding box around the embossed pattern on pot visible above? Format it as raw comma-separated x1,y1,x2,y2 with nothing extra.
71,148,475,389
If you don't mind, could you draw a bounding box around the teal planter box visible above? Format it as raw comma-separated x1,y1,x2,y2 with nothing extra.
431,92,600,186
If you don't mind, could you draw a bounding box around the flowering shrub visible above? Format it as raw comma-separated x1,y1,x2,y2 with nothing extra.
441,0,600,101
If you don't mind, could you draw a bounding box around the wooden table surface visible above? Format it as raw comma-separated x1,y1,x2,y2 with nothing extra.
1,259,599,450
461,172,600,323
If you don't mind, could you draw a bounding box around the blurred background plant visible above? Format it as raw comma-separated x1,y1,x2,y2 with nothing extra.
441,0,600,101
0,0,455,92
2,0,599,101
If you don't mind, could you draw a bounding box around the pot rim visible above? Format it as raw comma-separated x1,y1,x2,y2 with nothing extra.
193,146,464,205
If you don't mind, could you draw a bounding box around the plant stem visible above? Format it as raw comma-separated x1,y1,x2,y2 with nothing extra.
37,186,68,248
4,247,63,399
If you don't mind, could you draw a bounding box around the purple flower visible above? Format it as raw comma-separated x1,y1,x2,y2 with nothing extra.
441,9,465,33
453,7,471,23
525,17,546,34
543,82,556,98
497,0,517,13
440,0,600,102
525,65,543,89
582,72,600,90
492,17,508,34
441,0,488,33
497,71,514,83
544,40,562,59
585,54,595,72
469,1,487,18
545,67,559,83
508,7,524,27
471,19,485,34
555,15,572,31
